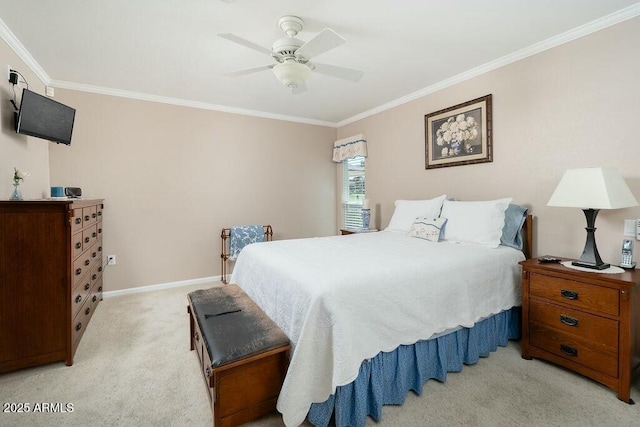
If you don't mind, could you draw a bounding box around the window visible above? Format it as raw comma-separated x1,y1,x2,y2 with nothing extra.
342,156,365,229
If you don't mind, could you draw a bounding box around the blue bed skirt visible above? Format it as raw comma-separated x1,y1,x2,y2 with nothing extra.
307,307,521,427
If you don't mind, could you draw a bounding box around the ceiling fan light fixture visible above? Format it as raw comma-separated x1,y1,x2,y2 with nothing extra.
273,61,310,89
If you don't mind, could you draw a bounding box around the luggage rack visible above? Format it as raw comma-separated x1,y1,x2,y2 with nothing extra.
220,225,272,284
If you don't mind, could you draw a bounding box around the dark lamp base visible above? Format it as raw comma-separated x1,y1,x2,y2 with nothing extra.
572,260,611,270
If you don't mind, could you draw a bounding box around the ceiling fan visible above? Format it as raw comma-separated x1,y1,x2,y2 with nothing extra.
219,16,364,94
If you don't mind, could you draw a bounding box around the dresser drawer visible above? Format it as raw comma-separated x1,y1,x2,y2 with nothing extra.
71,298,96,349
83,224,98,249
71,207,84,233
530,322,618,378
73,251,93,285
82,206,97,226
71,278,93,318
529,273,619,316
529,299,618,350
72,231,84,260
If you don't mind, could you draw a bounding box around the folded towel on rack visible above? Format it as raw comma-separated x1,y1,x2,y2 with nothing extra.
229,225,265,261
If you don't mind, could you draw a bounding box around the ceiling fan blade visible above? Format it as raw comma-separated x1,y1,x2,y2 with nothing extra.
224,64,274,77
295,28,345,60
310,62,364,83
292,82,308,95
218,33,278,58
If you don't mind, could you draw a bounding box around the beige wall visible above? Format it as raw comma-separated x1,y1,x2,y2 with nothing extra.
46,91,337,291
338,16,640,265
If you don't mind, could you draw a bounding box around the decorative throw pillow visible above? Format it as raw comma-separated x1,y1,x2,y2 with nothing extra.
385,195,447,233
440,198,512,248
409,217,448,242
500,204,529,250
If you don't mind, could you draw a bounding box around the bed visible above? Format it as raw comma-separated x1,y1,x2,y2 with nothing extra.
230,196,532,426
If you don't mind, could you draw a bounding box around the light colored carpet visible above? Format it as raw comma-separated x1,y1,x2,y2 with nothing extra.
1,282,639,427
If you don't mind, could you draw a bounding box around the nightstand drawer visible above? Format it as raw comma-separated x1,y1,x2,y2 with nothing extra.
530,322,618,378
529,273,619,316
529,299,618,349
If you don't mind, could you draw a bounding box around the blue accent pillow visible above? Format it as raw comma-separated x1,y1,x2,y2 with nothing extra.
500,204,528,250
409,217,448,242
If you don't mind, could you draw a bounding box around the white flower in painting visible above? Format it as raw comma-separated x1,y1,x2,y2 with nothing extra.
456,114,466,122
441,147,449,157
440,121,450,131
443,130,452,143
466,116,476,126
470,128,478,139
436,136,444,146
449,121,459,132
458,121,468,131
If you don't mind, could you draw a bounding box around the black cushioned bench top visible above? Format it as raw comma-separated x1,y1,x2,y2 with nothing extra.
188,285,289,368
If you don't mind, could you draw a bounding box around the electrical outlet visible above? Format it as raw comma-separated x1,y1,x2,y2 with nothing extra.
107,255,116,266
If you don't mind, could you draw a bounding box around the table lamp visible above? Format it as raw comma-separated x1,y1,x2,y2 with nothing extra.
547,167,638,270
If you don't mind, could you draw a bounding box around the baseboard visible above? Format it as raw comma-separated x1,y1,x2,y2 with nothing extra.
103,276,222,299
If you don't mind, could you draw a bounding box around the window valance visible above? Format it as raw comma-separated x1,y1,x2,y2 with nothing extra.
332,134,367,163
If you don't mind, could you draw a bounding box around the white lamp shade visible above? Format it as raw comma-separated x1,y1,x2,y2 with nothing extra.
547,167,638,209
273,61,311,89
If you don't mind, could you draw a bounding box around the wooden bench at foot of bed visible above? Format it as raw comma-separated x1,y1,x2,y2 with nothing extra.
188,285,290,427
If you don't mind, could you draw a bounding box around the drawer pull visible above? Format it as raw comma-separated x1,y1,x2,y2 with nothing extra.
75,242,82,249
98,286,103,292
75,295,82,303
84,237,90,243
84,215,90,221
92,232,97,238
195,332,200,342
98,246,102,252
92,295,97,303
92,213,97,218
560,289,578,300
560,344,578,357
85,307,91,315
92,252,97,258
84,259,90,266
84,283,90,291
92,274,98,280
98,228,102,234
75,268,82,276
98,267,103,273
560,314,579,327
75,322,82,332
75,218,82,225
205,367,211,378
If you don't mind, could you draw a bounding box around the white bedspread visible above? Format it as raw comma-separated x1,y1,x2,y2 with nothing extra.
230,231,524,426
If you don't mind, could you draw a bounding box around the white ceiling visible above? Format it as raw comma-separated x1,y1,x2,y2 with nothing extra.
1,1,639,126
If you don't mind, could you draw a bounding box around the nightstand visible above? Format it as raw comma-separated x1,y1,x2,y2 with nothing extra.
520,257,640,403
340,228,378,235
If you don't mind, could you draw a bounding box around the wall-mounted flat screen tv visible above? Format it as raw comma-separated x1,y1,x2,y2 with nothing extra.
15,88,76,145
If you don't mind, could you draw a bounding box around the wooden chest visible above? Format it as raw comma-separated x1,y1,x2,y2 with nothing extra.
188,285,290,427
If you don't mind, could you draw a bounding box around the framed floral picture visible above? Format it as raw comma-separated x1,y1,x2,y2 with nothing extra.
424,94,492,169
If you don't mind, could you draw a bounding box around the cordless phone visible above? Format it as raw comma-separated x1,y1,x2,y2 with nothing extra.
620,239,636,269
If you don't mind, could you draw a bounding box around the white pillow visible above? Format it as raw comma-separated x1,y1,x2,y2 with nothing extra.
385,195,447,233
440,198,512,247
409,217,448,242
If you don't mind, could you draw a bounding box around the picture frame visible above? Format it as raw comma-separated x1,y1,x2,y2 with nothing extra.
425,94,492,169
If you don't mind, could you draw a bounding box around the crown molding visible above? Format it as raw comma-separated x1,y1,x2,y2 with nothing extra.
50,79,337,128
337,3,640,127
0,18,51,86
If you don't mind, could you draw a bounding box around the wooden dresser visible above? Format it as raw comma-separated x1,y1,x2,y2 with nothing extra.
0,199,104,373
520,257,640,403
